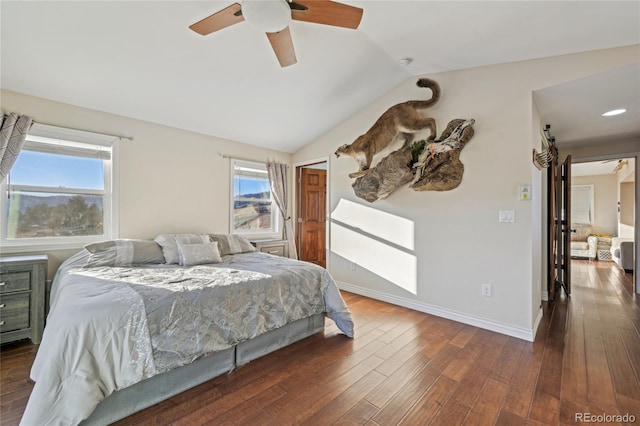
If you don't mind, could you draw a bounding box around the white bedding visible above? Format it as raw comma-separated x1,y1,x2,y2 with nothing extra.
21,250,353,425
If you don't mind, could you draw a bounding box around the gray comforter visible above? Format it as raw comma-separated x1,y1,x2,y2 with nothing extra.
22,251,353,425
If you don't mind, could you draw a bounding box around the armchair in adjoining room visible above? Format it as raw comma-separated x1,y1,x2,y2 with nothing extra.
570,223,597,260
611,237,635,271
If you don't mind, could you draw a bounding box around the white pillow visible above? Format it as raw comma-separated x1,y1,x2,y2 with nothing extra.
208,234,256,256
177,241,222,266
84,239,165,267
154,234,210,264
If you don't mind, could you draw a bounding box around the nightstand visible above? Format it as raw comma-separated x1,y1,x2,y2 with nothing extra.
0,254,47,344
251,239,289,258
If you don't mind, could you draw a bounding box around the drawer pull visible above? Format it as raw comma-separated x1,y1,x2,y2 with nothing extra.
0,321,4,326
0,304,4,308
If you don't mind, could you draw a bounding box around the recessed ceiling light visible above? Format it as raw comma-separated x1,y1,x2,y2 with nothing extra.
602,108,627,117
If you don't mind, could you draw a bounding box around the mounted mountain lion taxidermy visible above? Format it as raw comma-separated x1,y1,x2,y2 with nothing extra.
335,78,441,178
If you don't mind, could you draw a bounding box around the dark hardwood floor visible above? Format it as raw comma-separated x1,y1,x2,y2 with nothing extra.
1,259,639,425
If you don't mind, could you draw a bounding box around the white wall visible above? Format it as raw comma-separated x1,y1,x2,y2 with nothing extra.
572,174,618,235
1,90,291,275
293,45,639,340
618,158,636,238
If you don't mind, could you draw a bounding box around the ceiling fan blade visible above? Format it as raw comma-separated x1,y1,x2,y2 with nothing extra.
291,0,363,29
266,27,297,67
189,3,245,35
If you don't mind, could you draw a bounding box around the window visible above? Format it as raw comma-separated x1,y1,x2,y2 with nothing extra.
571,184,594,224
0,123,118,251
230,160,280,237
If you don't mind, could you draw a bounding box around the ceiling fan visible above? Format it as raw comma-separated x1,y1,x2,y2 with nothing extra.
189,0,364,67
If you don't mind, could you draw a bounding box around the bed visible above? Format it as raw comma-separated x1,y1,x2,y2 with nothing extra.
21,234,354,426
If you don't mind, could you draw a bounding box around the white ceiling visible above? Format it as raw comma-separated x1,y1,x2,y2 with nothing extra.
1,1,639,153
572,159,626,177
534,63,640,147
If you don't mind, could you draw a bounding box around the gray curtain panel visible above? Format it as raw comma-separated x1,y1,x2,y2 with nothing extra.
0,113,33,180
267,162,298,259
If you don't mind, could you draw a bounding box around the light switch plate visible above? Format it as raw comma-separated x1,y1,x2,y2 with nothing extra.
499,210,515,223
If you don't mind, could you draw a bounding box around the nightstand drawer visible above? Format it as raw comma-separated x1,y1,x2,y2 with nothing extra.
261,245,285,256
0,293,31,332
0,254,47,344
0,271,31,294
251,239,289,258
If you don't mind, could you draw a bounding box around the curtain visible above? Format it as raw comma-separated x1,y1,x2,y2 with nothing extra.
0,113,33,180
267,161,298,259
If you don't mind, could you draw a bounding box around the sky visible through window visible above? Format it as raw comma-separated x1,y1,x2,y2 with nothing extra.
11,151,104,189
234,175,270,196
13,151,269,195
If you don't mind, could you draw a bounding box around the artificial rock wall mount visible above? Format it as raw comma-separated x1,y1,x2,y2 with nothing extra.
351,118,475,202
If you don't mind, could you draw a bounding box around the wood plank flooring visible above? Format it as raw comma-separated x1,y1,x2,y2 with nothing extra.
1,259,638,425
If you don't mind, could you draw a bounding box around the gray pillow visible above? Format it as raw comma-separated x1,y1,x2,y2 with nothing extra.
154,234,211,264
84,239,165,266
209,234,256,256
177,241,222,266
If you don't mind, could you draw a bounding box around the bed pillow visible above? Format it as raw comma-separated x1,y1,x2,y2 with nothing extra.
209,234,256,256
177,241,222,266
84,239,165,266
154,234,211,264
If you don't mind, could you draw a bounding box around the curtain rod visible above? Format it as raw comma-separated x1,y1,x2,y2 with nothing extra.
32,120,134,141
218,153,288,165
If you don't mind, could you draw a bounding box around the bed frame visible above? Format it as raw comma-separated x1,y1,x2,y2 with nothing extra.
80,314,325,425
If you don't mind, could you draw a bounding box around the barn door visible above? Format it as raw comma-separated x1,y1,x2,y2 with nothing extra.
297,167,327,268
560,155,572,296
549,151,571,300
548,152,572,300
548,147,559,300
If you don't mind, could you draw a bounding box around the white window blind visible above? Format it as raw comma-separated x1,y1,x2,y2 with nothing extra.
571,185,594,224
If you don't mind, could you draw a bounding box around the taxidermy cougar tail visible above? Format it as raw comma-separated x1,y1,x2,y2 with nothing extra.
335,77,442,179
405,78,441,111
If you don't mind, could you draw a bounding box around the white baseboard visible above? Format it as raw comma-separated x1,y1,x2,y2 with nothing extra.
533,305,543,340
338,281,537,342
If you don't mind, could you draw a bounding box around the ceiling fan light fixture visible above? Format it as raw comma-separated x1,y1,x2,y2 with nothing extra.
601,108,627,117
242,0,291,33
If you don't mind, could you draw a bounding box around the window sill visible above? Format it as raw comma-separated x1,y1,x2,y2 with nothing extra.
232,232,282,241
1,239,103,255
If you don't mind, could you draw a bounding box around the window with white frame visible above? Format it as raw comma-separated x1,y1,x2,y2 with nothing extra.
230,159,280,237
571,184,594,224
0,123,118,251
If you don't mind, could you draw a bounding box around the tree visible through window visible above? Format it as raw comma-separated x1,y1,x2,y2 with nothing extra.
7,151,105,238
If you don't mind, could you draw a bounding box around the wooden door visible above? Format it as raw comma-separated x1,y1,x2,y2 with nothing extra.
548,151,571,300
298,168,326,267
548,146,558,300
561,155,572,296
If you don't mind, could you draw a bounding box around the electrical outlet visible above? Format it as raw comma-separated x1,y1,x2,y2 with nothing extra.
481,284,492,297
349,262,356,271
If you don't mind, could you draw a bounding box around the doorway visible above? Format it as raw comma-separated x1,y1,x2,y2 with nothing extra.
295,161,328,268
569,157,636,287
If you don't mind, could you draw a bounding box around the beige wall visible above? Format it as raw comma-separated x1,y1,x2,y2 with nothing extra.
1,90,291,278
572,174,618,235
293,45,639,339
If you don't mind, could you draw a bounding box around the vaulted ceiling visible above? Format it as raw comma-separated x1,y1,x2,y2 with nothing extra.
1,1,639,153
